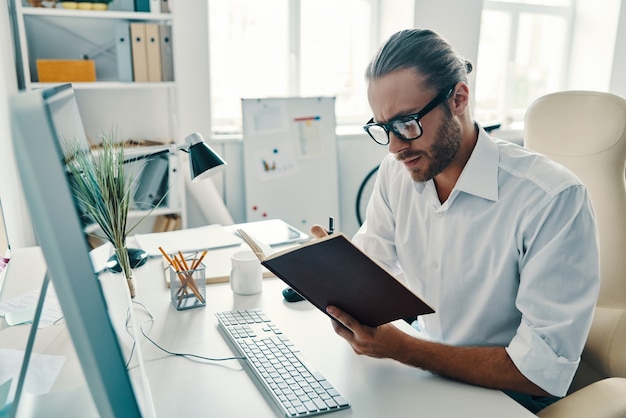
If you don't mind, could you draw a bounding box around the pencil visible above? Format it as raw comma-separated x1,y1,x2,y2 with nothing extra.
159,246,176,268
178,251,190,270
191,250,208,270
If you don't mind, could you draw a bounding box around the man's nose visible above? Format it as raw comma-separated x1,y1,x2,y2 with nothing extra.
388,131,409,155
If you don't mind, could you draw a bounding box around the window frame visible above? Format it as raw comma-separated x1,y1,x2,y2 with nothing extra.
477,0,575,125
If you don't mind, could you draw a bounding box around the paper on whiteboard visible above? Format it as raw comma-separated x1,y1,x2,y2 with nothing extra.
295,118,324,159
244,101,289,135
255,145,299,181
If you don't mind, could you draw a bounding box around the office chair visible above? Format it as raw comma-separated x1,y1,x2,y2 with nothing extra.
523,90,626,418
356,164,379,226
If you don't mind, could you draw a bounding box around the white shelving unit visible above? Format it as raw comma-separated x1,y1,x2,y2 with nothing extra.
9,1,186,233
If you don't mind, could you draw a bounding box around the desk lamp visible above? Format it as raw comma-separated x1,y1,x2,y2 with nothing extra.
105,132,226,272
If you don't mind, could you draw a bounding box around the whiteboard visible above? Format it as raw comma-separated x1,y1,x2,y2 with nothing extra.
241,97,340,234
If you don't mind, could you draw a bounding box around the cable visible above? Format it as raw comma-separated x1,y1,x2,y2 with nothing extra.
124,301,246,368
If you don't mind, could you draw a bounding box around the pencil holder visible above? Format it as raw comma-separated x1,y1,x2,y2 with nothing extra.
169,262,206,310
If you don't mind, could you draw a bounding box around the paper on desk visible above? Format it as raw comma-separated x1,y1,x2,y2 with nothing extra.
0,349,65,406
135,224,242,256
0,287,63,328
0,378,11,410
226,219,310,247
89,241,114,273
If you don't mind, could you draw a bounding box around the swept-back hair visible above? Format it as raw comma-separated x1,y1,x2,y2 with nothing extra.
365,29,473,93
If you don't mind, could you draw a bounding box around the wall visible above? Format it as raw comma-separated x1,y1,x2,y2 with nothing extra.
568,0,621,91
610,1,626,97
413,0,483,74
0,1,35,247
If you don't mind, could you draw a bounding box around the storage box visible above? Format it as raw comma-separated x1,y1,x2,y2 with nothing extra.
36,59,96,82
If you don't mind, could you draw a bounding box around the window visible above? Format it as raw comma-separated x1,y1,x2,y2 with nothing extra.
474,0,573,127
208,0,415,134
475,0,622,128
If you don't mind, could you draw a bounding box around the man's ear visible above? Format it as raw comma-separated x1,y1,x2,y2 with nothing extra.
450,82,470,116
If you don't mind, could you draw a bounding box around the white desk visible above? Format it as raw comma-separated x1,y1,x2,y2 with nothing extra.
1,245,536,418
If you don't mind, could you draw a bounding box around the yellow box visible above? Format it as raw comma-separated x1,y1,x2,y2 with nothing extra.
36,59,96,83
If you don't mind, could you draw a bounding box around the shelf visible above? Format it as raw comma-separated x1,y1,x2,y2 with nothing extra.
31,81,176,90
21,7,172,21
82,206,180,234
12,0,187,230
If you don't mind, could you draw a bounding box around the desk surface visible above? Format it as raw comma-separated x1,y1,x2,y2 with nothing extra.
1,245,535,418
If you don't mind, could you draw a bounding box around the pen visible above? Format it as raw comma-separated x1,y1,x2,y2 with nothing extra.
328,217,334,235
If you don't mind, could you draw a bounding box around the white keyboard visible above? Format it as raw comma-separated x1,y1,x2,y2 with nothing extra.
216,309,350,417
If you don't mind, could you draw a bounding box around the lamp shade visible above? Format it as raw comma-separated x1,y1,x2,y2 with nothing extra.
185,132,227,182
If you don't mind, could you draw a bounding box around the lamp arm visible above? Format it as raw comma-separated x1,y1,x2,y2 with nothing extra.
121,145,182,164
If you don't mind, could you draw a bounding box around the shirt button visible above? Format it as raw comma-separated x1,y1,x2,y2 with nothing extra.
437,211,444,217
431,261,439,269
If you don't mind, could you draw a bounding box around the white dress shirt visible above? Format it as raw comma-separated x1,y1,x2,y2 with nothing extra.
352,127,600,396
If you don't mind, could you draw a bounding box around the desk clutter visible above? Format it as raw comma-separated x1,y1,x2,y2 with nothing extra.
133,220,310,286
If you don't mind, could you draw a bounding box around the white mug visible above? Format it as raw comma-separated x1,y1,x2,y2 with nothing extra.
230,250,263,295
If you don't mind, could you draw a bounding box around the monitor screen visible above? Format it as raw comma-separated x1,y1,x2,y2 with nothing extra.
9,84,152,417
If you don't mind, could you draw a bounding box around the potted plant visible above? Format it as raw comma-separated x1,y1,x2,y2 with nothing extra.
65,132,145,297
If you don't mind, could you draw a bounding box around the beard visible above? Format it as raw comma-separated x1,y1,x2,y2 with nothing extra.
396,109,462,183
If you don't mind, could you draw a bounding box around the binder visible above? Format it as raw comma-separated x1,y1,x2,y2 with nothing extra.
114,22,133,82
149,0,160,12
134,0,150,12
109,0,134,11
130,23,148,82
159,23,174,81
160,0,170,13
145,23,162,82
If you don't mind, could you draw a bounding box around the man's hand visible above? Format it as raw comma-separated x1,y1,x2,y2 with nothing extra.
310,224,329,238
327,304,549,395
326,305,405,359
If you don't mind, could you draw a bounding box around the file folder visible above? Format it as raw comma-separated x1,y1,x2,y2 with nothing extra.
145,23,162,82
159,23,174,81
134,0,150,12
110,0,134,11
114,22,133,82
130,22,148,82
149,0,160,12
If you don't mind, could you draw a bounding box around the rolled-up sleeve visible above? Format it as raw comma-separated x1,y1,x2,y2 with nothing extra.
506,184,600,396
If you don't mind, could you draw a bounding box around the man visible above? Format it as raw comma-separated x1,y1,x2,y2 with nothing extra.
313,29,600,413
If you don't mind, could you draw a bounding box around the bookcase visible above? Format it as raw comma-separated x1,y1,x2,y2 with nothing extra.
9,0,186,234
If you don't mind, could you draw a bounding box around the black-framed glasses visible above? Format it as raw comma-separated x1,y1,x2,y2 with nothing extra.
363,85,455,145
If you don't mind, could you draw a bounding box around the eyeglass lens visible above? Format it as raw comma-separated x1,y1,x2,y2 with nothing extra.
366,118,422,144
393,118,421,140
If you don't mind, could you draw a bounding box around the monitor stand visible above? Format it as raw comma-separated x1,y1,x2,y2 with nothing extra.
4,272,51,418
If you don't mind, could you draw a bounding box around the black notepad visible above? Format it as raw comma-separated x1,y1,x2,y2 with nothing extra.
239,230,434,327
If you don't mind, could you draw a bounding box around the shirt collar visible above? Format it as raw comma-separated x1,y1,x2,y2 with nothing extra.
453,125,500,202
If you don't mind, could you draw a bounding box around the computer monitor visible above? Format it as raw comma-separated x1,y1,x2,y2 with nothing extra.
0,199,11,293
9,84,153,417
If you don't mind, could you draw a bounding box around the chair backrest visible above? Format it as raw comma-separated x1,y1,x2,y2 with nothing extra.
524,90,626,391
